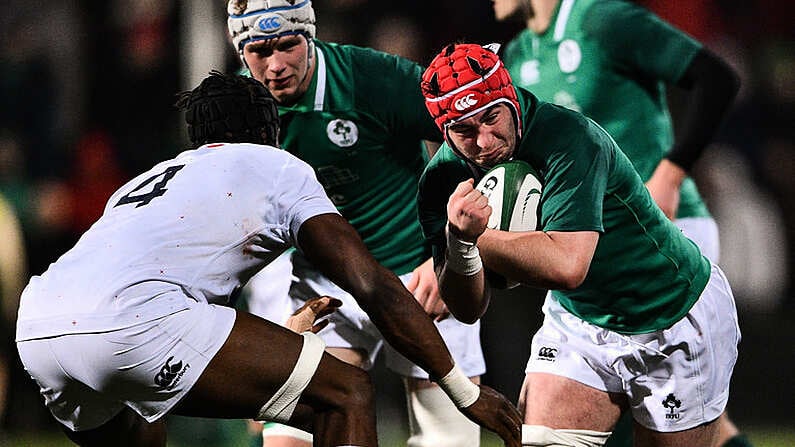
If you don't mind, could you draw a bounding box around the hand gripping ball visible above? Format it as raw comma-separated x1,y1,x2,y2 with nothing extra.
474,160,542,289
475,160,542,232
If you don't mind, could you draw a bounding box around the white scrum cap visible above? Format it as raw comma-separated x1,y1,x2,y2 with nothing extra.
228,0,316,52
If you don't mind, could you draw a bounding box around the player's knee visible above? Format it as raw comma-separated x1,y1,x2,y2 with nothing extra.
522,425,611,447
63,408,167,447
333,366,374,412
256,332,327,424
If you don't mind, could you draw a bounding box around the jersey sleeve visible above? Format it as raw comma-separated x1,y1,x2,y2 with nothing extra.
528,118,610,234
582,0,702,83
417,162,450,269
352,48,442,144
416,147,472,268
273,155,340,249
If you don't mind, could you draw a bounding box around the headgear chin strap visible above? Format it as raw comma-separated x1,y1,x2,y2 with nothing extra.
228,0,316,54
421,43,522,139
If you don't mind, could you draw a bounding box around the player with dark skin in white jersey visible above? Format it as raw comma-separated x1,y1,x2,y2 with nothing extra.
227,1,487,445
15,72,522,447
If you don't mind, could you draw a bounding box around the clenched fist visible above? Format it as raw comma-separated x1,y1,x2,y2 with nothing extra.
447,178,491,242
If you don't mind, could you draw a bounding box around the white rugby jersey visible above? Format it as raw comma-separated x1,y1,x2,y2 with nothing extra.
16,143,338,341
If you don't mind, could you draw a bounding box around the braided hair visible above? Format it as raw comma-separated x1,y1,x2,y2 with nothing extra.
176,71,280,148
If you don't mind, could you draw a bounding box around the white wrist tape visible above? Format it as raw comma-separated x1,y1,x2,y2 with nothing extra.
438,364,480,408
445,226,483,276
256,332,326,423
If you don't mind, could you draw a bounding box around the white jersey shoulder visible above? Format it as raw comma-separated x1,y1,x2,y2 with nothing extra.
17,143,338,341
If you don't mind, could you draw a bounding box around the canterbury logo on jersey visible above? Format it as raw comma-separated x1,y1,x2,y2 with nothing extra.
454,93,478,111
537,346,557,361
154,356,190,390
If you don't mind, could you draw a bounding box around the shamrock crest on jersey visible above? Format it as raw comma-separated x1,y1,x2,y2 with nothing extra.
519,60,541,86
326,119,358,148
557,39,582,74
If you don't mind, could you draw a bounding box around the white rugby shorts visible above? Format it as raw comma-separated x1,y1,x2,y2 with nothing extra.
675,216,720,263
525,263,740,432
243,251,295,323
286,251,486,379
16,299,236,431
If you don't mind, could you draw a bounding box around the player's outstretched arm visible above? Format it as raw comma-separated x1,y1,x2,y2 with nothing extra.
666,47,740,173
297,213,521,446
297,213,453,377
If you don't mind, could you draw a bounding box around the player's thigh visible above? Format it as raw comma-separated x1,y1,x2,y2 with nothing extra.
521,295,627,430
325,346,368,368
62,407,166,447
175,310,373,419
520,371,623,431
633,417,719,447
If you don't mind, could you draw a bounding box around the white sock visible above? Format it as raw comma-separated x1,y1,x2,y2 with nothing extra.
261,422,312,445
406,384,480,447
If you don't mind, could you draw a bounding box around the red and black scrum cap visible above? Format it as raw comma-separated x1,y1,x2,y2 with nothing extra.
421,43,522,137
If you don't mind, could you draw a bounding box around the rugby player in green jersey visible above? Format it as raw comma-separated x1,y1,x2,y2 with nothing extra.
491,1,747,445
418,42,740,447
227,1,486,445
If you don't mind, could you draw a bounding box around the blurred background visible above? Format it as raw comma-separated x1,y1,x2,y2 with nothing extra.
0,1,792,446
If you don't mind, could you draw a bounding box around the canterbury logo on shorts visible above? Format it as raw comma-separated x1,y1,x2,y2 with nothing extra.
154,356,190,390
537,346,558,361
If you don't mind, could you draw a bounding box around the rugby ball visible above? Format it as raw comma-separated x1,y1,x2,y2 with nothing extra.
474,160,542,289
475,160,542,232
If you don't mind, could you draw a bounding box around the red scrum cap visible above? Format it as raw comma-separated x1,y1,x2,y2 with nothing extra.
421,43,522,138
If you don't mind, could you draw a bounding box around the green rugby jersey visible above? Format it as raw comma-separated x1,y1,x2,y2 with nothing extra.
274,40,440,274
502,0,709,218
417,88,710,334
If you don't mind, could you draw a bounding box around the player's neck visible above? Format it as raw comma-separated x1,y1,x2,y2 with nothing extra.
527,0,558,34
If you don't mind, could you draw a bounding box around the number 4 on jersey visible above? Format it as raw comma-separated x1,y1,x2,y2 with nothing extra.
115,165,185,208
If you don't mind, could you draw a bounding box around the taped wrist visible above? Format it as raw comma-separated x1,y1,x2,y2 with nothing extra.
445,226,482,276
437,364,480,408
255,332,326,423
